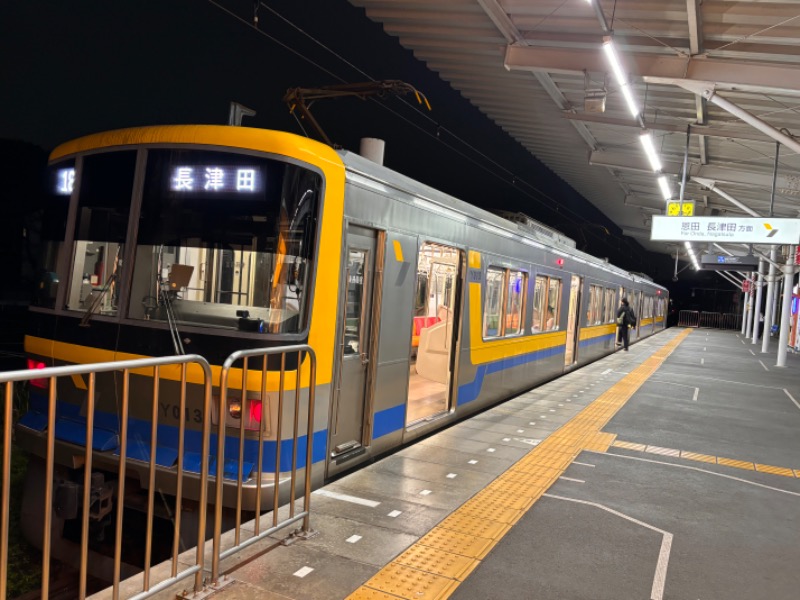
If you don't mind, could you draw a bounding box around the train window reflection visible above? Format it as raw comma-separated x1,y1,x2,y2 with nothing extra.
32,160,74,307
605,288,616,322
483,268,505,338
504,271,526,335
129,149,321,333
546,278,561,330
65,151,136,315
532,275,561,333
344,250,366,354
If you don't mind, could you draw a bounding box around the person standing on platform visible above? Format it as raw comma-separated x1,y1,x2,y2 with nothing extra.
616,298,636,351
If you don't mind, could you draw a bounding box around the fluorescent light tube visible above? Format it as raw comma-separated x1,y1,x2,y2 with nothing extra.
602,39,626,85
639,132,662,172
658,175,671,200
602,39,639,117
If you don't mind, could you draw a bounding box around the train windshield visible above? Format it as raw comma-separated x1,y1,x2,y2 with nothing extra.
32,159,75,307
129,149,321,334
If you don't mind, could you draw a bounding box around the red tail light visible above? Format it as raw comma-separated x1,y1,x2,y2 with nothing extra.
249,399,263,425
27,359,49,389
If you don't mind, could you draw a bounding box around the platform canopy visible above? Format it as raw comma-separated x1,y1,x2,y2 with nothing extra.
350,0,800,262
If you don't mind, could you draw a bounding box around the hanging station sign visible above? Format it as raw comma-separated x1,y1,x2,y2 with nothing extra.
651,216,800,244
700,254,759,271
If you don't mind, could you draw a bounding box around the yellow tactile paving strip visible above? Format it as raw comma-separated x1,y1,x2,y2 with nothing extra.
347,330,691,600
610,440,799,478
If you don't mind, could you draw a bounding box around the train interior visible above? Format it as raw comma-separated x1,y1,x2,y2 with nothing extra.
406,242,462,425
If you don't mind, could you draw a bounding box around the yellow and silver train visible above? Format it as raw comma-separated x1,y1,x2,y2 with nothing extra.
17,125,667,557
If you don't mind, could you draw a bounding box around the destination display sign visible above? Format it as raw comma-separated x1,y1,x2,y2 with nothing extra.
170,165,262,193
651,216,800,244
55,167,76,195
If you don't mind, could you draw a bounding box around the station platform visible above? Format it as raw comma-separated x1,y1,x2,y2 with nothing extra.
134,328,800,600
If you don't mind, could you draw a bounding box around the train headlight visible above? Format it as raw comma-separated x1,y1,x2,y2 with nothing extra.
212,395,268,432
229,400,243,420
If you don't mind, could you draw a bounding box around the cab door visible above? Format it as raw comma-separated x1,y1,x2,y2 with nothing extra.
328,226,383,473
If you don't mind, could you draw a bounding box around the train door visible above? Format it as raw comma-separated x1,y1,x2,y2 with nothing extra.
406,242,463,425
634,290,643,339
329,226,383,467
564,275,582,366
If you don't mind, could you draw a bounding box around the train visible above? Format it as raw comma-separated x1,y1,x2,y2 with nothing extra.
15,124,667,570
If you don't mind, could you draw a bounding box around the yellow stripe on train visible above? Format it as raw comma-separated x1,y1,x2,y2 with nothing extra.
24,335,319,391
467,283,566,366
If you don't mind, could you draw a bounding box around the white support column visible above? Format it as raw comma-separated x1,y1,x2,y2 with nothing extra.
776,246,797,368
740,287,748,334
761,248,778,353
752,259,765,344
773,276,782,328
744,286,754,338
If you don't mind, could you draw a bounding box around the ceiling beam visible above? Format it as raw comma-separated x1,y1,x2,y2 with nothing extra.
563,112,772,143
588,149,800,195
686,0,709,165
686,0,703,56
477,0,600,153
676,82,800,155
504,44,800,96
691,177,761,217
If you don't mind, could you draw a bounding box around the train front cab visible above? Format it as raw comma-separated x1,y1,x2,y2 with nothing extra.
16,127,357,569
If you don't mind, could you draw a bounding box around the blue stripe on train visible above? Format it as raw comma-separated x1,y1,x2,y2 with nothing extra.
457,344,566,406
20,394,328,475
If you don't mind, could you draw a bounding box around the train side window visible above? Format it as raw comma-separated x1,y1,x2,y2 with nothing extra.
504,270,526,335
483,268,505,338
545,278,561,331
344,250,367,354
65,151,136,315
600,287,606,324
587,284,602,325
604,288,615,323
532,275,560,332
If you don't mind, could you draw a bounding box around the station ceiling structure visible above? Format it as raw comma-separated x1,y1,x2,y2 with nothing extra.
349,0,800,263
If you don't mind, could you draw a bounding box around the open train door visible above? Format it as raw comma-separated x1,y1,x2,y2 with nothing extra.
564,275,582,366
327,225,384,475
406,242,464,425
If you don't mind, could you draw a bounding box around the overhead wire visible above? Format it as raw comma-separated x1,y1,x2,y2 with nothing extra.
252,1,583,222
207,0,637,253
709,12,800,55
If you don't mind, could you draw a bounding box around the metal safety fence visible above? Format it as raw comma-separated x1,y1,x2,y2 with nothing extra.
211,345,317,589
1,355,213,600
678,311,742,330
0,345,317,600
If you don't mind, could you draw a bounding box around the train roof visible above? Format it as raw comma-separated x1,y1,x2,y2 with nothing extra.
338,150,666,291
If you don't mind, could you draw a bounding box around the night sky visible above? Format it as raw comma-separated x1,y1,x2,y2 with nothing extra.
1,0,691,283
